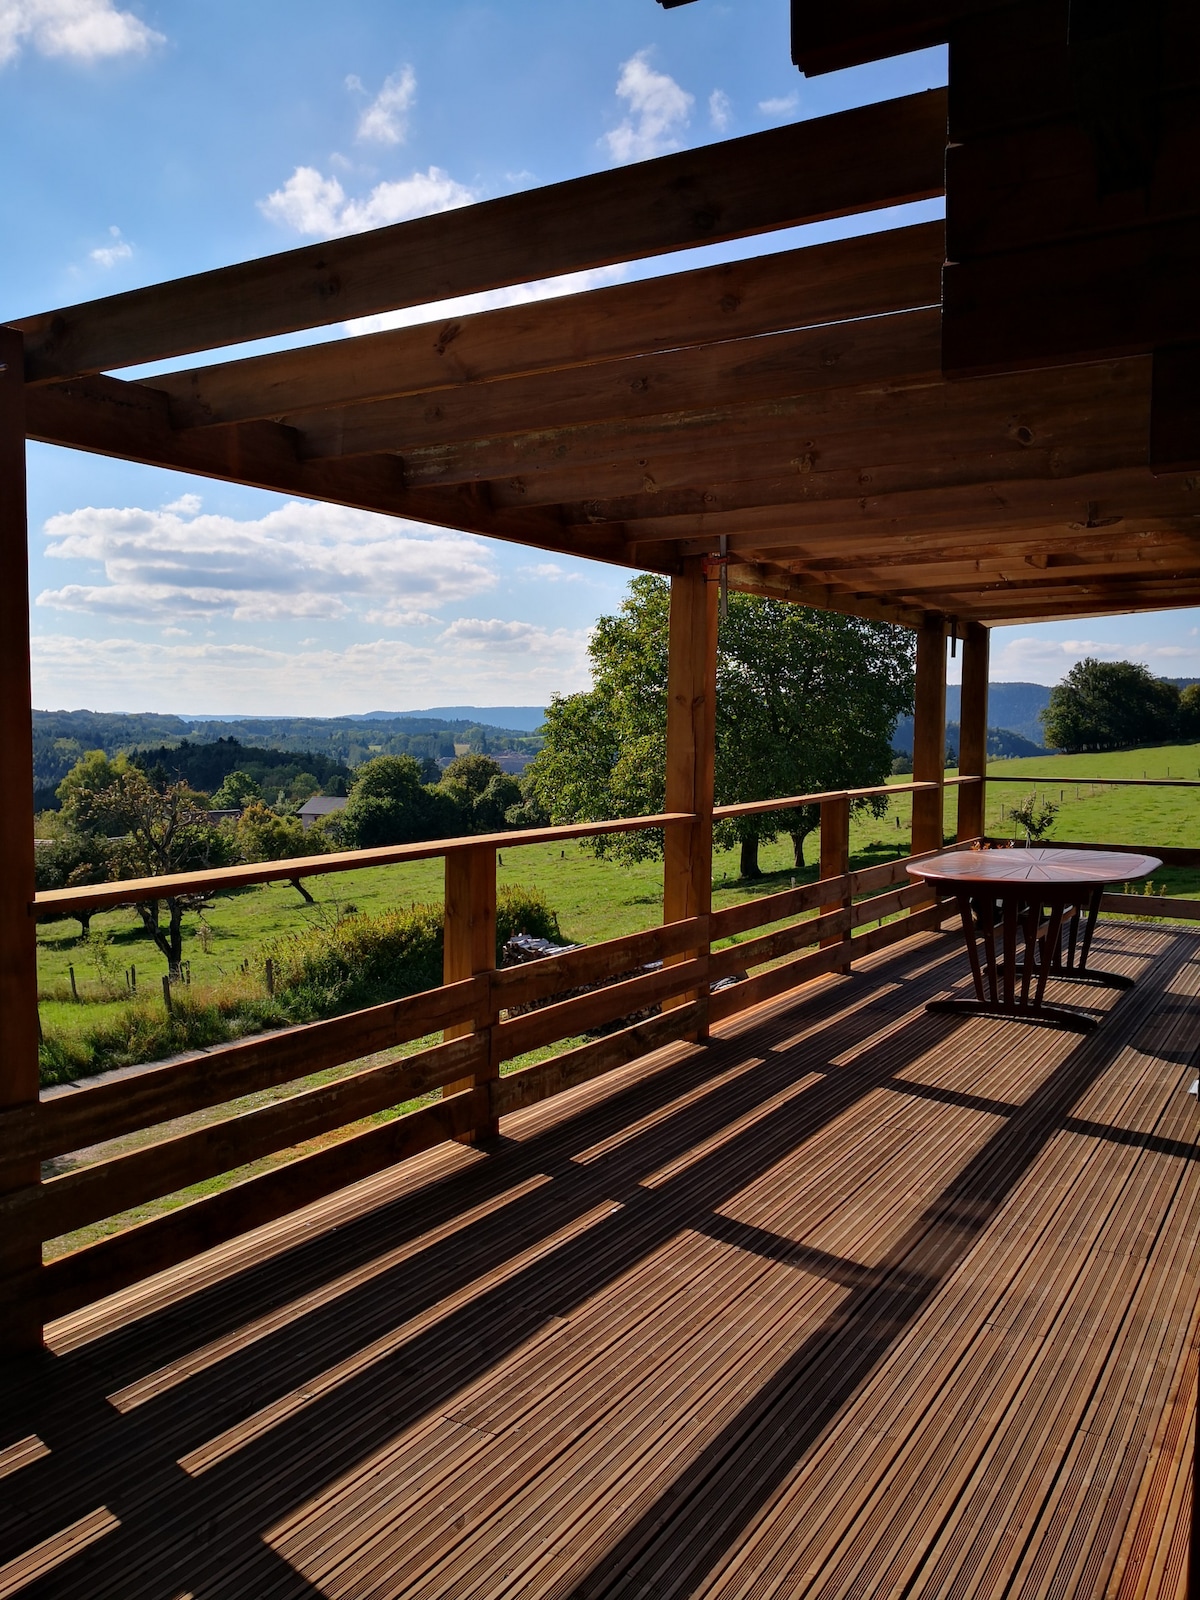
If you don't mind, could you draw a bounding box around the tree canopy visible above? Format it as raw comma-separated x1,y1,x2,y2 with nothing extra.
522,577,916,875
1041,659,1181,752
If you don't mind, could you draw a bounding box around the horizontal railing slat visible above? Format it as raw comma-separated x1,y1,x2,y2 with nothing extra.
713,780,936,822
492,917,705,1010
40,1088,479,1323
491,1004,705,1119
708,881,931,985
13,975,487,1165
32,811,696,917
496,956,709,1060
18,1033,486,1242
1100,893,1200,919
708,901,947,1023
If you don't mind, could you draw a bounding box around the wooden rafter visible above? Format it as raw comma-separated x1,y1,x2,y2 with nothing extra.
12,92,946,383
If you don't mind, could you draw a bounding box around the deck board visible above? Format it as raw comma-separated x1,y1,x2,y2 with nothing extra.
0,921,1197,1598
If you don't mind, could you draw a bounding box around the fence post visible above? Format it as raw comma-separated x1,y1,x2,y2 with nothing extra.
443,843,498,1142
663,557,718,1035
820,794,852,972
0,328,43,1355
957,620,989,843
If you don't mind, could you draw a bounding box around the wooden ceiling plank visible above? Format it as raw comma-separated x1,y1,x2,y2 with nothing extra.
397,358,1149,501
12,91,947,384
22,373,651,572
154,222,944,430
290,309,942,461
570,461,1197,543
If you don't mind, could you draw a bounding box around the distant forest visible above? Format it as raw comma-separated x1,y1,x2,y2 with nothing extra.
32,709,542,809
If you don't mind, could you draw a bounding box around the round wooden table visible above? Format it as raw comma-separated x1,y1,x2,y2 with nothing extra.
907,847,1161,1031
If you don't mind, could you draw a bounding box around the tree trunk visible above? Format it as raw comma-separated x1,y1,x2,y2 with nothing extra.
136,896,185,979
739,835,762,879
791,829,813,869
76,912,91,939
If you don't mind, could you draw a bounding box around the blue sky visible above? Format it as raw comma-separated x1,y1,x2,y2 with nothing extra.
5,0,1195,714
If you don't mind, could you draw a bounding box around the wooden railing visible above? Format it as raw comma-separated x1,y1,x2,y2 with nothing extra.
4,781,963,1326
11,768,1193,1327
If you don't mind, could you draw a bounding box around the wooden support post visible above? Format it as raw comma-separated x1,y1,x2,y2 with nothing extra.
819,794,852,973
663,557,718,1033
912,612,948,866
0,328,42,1354
957,620,990,844
442,843,498,1141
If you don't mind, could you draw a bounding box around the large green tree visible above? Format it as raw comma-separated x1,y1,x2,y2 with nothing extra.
57,752,236,974
522,576,916,877
338,755,460,849
1041,658,1180,752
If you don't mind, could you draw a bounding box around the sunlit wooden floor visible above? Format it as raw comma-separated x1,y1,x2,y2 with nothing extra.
2,919,1198,1599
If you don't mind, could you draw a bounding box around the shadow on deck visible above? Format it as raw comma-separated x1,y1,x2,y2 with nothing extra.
2,920,1198,1598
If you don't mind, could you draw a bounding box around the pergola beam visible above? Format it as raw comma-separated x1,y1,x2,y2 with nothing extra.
154,222,944,430
12,91,947,384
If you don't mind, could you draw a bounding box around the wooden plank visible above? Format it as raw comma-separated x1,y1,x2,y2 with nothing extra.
707,901,945,1021
663,559,718,1023
492,918,707,1012
289,309,942,461
0,976,485,1167
14,92,948,382
0,328,41,1355
40,1088,480,1320
21,372,633,573
791,0,992,75
490,1004,704,1118
1099,894,1200,920
911,614,948,859
708,881,932,984
32,811,694,918
819,795,852,971
495,957,710,1061
942,216,1200,376
417,357,1151,502
714,783,935,824
945,90,1200,262
442,844,497,1136
1151,342,1200,474
155,222,945,429
959,622,988,844
15,1033,487,1242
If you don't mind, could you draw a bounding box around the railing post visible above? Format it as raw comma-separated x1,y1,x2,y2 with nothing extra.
442,842,498,1142
0,328,42,1354
820,793,852,972
957,620,989,844
912,613,948,856
663,557,718,1034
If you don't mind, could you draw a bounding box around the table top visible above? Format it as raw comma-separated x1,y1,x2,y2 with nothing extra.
907,846,1162,888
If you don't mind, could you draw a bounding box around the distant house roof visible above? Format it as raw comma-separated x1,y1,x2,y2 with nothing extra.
298,795,348,826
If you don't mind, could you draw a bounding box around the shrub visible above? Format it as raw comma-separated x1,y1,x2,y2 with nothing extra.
38,983,290,1087
261,884,563,1019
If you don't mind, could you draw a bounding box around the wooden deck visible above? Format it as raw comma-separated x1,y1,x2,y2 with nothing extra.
1,918,1198,1599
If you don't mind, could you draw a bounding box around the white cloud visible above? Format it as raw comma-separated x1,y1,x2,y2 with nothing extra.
518,561,582,584
30,630,593,716
708,88,732,133
990,633,1200,683
438,616,591,664
0,0,162,65
89,224,132,268
364,604,440,628
351,63,417,145
259,165,476,239
36,500,496,624
344,263,628,336
603,51,693,164
758,92,799,116
162,492,202,515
